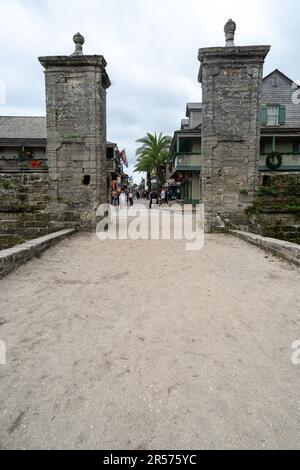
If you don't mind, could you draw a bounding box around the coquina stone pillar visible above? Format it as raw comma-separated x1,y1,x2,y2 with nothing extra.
39,33,111,228
198,20,270,232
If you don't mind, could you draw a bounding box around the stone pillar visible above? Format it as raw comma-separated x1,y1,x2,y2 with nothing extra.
198,20,270,232
39,33,111,228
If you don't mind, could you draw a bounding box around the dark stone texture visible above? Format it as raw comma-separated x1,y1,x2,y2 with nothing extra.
198,44,270,232
39,50,111,229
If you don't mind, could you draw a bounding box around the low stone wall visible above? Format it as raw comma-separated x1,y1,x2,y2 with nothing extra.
230,230,300,266
0,173,51,249
227,174,300,244
0,173,84,250
0,229,75,279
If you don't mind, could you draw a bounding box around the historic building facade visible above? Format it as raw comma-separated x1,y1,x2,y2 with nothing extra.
168,69,300,207
260,69,300,172
168,103,202,205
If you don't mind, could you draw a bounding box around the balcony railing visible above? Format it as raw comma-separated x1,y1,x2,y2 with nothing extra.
174,153,202,168
167,153,202,178
0,157,48,173
260,153,300,171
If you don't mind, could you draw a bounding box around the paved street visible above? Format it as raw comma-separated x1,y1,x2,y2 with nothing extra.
0,232,300,449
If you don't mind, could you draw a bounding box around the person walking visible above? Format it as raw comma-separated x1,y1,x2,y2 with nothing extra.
160,188,166,206
112,191,119,206
129,190,134,207
119,190,127,209
149,189,158,210
166,189,171,207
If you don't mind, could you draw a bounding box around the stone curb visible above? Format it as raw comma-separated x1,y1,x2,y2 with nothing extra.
230,230,300,267
0,229,75,279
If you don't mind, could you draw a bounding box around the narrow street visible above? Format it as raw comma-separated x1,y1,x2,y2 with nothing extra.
0,232,300,450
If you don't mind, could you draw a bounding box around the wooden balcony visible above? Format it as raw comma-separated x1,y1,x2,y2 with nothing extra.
168,153,202,178
260,153,300,171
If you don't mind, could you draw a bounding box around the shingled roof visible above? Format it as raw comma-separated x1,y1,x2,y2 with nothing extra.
0,116,47,145
186,103,202,117
263,69,300,88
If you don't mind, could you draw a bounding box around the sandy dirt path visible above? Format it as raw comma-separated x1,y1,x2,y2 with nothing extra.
0,230,300,450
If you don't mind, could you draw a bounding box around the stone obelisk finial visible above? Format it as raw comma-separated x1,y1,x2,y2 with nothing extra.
71,32,85,56
224,19,236,47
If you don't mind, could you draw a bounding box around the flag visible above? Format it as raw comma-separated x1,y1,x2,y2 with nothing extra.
120,149,129,168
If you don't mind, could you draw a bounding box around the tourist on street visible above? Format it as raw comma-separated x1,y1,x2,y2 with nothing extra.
166,189,171,207
112,191,119,206
149,189,158,210
160,188,166,206
129,191,134,207
119,190,127,209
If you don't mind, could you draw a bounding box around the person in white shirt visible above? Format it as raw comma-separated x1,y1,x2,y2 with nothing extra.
119,191,127,209
160,189,166,205
128,191,134,207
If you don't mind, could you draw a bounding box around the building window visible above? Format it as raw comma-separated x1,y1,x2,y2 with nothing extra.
293,142,300,154
273,76,279,87
106,147,114,160
267,106,280,126
179,138,193,154
261,105,286,126
260,141,266,154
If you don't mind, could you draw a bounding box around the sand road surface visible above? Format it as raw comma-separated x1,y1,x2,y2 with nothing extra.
0,231,300,449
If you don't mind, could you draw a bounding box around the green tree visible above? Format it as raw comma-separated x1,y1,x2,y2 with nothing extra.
134,132,172,191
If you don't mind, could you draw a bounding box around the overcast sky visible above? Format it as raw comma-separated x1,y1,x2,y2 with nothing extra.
0,0,299,180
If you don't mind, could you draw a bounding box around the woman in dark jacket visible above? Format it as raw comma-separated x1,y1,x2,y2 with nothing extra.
149,190,158,209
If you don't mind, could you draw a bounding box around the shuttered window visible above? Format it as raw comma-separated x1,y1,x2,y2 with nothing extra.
279,105,286,125
262,105,286,126
267,106,280,125
261,106,267,125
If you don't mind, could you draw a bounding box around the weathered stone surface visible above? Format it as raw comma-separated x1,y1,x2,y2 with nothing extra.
198,27,270,232
39,39,111,229
0,174,84,249
246,174,300,243
0,229,75,278
0,37,111,248
230,229,300,266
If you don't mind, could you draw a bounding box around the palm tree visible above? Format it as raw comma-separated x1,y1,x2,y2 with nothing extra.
134,132,172,191
134,158,153,193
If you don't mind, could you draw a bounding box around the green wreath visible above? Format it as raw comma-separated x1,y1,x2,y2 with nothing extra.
18,147,34,162
266,152,282,170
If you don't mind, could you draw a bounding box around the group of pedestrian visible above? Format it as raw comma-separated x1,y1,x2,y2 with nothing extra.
149,188,171,209
112,190,135,208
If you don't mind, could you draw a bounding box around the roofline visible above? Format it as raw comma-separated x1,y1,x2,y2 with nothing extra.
0,138,122,146
0,115,46,118
171,128,202,151
169,125,300,148
0,138,47,146
186,103,202,117
106,142,118,147
263,69,300,88
261,127,300,135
